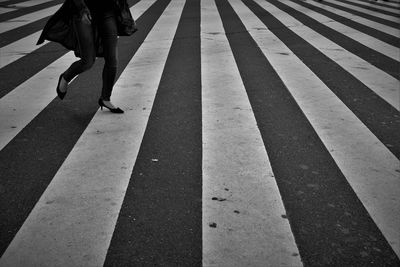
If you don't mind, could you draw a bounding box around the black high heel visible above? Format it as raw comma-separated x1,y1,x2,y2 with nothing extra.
98,98,124,114
56,74,67,100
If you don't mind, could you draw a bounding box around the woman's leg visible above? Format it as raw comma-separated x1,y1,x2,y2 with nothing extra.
62,17,96,84
99,14,118,101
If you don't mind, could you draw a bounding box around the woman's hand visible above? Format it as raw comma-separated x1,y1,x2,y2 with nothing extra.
81,10,92,24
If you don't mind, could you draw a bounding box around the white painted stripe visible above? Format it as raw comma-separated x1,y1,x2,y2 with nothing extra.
0,4,60,34
0,0,184,266
0,0,155,69
0,31,46,69
343,0,400,12
0,7,17,14
378,1,400,8
306,0,400,37
0,0,155,152
201,0,302,266
0,52,77,151
231,0,400,258
274,0,400,61
253,0,400,110
323,0,400,22
13,0,56,8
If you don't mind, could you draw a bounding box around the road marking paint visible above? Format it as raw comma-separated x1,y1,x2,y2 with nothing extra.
0,0,185,266
323,0,400,22
13,0,56,8
0,31,45,68
305,0,400,37
254,0,400,110
202,0,302,266
279,0,400,61
231,0,400,257
343,0,400,12
0,0,154,151
0,4,60,34
0,7,17,14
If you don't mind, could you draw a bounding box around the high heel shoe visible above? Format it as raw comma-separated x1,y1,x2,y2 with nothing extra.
56,74,67,100
98,98,124,114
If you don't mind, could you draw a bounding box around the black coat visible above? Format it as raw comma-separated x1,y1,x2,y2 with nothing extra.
37,0,136,57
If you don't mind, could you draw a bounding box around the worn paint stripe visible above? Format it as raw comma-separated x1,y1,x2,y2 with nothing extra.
0,0,162,257
303,0,400,39
232,0,400,257
104,0,203,265
218,0,400,264
320,0,400,26
201,0,302,265
283,0,400,61
252,0,400,159
253,0,400,109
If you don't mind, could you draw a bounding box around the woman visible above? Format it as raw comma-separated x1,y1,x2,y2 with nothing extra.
37,0,137,113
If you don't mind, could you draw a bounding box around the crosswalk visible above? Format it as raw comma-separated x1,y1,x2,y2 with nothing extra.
0,0,399,265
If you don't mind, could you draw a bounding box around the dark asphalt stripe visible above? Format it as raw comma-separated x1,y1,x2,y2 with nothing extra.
0,0,164,257
0,0,35,7
269,0,400,80
0,43,68,98
0,0,25,5
315,0,400,28
333,0,400,17
0,0,62,23
251,0,400,158
296,0,400,47
366,1,400,10
217,0,400,265
0,17,48,47
104,0,202,266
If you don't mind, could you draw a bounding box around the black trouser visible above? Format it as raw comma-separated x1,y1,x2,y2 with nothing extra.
63,13,118,101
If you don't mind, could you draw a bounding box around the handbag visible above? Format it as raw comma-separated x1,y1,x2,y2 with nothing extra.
114,0,138,36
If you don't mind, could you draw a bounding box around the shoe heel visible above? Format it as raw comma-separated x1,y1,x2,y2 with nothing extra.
56,74,67,100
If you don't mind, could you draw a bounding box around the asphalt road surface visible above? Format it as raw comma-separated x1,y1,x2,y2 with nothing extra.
0,0,399,266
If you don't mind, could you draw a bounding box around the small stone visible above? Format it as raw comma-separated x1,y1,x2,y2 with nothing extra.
209,222,217,228
299,164,309,170
151,159,159,162
340,228,350,234
307,184,319,189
